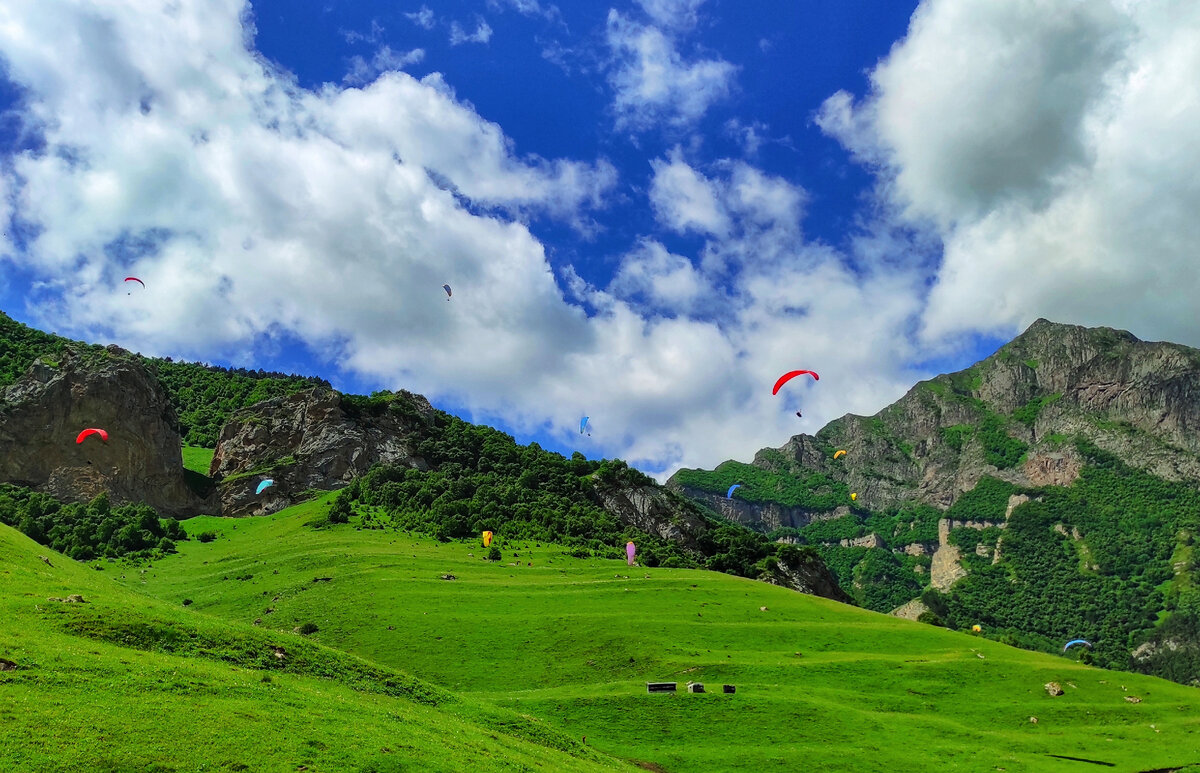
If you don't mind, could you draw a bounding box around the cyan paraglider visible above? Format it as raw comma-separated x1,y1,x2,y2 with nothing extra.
726,484,742,499
255,479,274,495
580,416,590,436
1063,639,1092,652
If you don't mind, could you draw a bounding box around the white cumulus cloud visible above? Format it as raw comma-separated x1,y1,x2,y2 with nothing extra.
604,9,736,131
817,0,1200,350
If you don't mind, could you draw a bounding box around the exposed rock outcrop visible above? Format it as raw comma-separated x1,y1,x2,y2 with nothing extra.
0,347,213,516
209,388,436,516
890,598,929,621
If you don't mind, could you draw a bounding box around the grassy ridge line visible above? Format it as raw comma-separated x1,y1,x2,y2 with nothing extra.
122,498,1200,773
0,522,637,773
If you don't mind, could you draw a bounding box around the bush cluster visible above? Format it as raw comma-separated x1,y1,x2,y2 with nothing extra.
0,485,186,560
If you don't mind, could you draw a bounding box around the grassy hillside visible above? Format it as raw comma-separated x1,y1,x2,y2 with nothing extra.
0,516,638,773
116,497,1200,773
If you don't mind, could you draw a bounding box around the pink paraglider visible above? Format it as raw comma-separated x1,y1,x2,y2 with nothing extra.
626,541,636,566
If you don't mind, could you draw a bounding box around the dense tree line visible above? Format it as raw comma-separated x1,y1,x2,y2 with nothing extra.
332,411,797,580
934,441,1200,679
0,485,187,560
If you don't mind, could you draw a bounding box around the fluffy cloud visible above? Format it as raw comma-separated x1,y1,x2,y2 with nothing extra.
344,46,425,85
405,6,436,30
604,10,736,131
818,0,1200,348
0,0,932,482
449,18,493,46
636,0,706,30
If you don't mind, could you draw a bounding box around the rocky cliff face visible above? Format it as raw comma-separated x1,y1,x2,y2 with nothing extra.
210,388,436,516
0,347,212,516
672,319,1200,521
760,549,852,603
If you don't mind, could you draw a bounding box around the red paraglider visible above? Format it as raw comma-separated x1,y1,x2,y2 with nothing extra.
772,370,819,395
76,428,109,444
124,277,145,287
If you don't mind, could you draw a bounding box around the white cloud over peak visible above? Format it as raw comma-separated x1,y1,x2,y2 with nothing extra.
818,0,1200,350
604,10,736,131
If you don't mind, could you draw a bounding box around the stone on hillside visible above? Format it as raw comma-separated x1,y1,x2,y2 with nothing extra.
890,599,929,620
1045,682,1064,696
441,574,456,580
0,658,16,671
1125,696,1142,703
38,555,53,567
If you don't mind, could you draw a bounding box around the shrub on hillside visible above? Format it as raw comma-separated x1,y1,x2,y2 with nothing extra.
0,485,188,560
298,622,319,635
487,546,501,561
197,531,218,543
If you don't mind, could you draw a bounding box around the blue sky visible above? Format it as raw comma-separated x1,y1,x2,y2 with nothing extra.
1,0,1198,479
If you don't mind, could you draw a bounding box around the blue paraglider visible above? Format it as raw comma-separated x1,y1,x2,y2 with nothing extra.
580,416,590,436
442,284,452,300
256,479,275,495
726,484,742,499
1063,639,1092,652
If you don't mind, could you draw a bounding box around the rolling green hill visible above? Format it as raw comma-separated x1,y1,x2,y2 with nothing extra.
107,495,1200,773
0,515,638,773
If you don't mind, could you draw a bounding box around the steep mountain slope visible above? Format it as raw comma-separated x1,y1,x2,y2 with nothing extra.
0,310,848,600
670,319,1200,686
0,519,636,773
120,496,1200,773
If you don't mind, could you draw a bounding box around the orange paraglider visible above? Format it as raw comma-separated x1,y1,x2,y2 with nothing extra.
482,531,493,547
76,428,108,444
833,450,847,460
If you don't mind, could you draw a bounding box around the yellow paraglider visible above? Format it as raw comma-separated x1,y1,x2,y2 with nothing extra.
972,625,982,633
482,531,493,547
833,450,847,460
850,493,858,501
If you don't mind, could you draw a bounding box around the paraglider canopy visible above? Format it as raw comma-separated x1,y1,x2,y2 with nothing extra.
482,531,493,547
124,277,144,287
580,416,590,435
772,370,819,396
971,624,982,633
850,492,858,501
833,450,847,460
626,541,636,566
76,428,108,444
1063,639,1092,652
442,284,452,300
726,483,742,499
255,479,275,495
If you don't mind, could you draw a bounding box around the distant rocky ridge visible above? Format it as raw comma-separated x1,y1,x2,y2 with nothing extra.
671,318,1200,527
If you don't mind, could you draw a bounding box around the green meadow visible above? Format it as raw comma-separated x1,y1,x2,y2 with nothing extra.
0,515,634,773
75,493,1200,773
